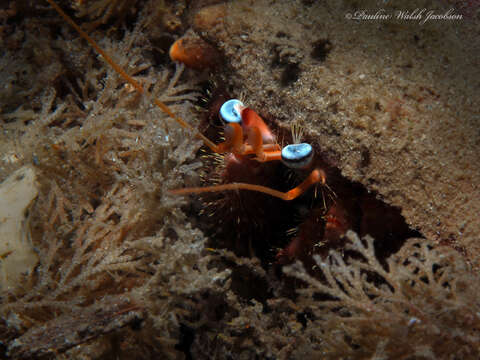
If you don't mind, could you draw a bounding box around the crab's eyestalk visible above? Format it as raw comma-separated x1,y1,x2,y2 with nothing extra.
220,99,245,124
281,143,314,169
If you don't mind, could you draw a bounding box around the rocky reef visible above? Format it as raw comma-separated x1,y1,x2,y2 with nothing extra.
0,0,479,359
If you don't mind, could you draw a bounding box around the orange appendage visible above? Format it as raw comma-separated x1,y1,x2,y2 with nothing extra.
241,108,275,143
276,200,351,265
216,123,245,154
170,168,325,201
169,37,220,70
323,201,351,245
214,122,281,161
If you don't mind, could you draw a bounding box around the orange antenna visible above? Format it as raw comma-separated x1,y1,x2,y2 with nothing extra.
45,0,218,151
170,169,326,201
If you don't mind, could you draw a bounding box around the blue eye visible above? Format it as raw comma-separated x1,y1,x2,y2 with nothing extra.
219,99,244,123
281,143,314,169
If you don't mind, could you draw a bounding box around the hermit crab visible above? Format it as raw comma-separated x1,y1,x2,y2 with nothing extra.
171,99,327,202
45,0,418,267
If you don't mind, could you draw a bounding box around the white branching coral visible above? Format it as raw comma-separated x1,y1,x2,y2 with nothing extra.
284,231,480,359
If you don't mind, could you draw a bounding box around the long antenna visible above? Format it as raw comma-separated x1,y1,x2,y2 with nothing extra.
45,0,218,151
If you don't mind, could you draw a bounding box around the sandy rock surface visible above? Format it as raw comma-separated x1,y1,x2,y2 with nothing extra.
198,0,480,264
